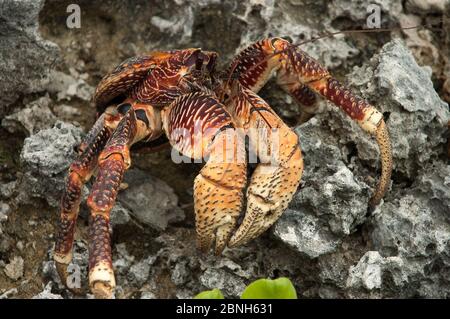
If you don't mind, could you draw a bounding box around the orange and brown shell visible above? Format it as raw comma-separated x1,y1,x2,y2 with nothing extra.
93,52,173,114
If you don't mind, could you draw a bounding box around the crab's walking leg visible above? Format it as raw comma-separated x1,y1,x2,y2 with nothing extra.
162,92,247,255
229,38,392,208
227,86,303,246
85,108,142,299
54,113,114,290
274,40,392,207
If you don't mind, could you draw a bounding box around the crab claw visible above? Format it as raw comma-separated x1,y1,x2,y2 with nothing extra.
229,148,303,247
192,125,247,255
223,86,303,248
194,158,247,255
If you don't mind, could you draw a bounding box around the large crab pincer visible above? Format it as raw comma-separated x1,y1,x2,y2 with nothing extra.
53,38,393,298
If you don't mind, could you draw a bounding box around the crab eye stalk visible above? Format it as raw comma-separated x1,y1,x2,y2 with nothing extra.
205,52,218,74
184,49,203,70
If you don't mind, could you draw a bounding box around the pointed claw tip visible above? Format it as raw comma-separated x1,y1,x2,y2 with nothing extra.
367,204,376,216
196,241,211,255
367,197,381,215
214,244,225,256
369,195,381,206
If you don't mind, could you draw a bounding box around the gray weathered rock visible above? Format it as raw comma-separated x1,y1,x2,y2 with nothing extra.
346,251,406,294
328,0,402,23
0,201,9,235
295,122,370,234
118,169,184,230
3,256,24,281
19,121,83,207
273,209,341,258
112,243,135,280
140,291,157,299
45,70,95,102
128,257,156,286
42,261,63,288
32,283,63,299
347,251,384,291
110,202,131,227
0,181,17,200
405,0,447,13
0,0,59,116
0,202,10,223
150,229,270,299
368,161,450,298
2,96,57,135
171,261,190,286
0,288,18,299
199,268,247,298
341,161,450,299
53,104,82,118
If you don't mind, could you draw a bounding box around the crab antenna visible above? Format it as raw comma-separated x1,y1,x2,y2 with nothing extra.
287,23,443,51
287,21,443,54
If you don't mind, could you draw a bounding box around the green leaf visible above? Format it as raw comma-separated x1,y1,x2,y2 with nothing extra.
194,288,225,299
241,278,297,299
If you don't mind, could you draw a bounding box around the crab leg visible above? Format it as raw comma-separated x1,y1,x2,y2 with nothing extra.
307,77,392,207
273,39,392,207
85,107,142,299
162,92,247,255
54,113,114,290
228,38,392,208
226,38,317,115
226,85,303,247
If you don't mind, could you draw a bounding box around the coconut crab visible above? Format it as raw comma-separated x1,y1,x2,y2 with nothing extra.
54,38,393,298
